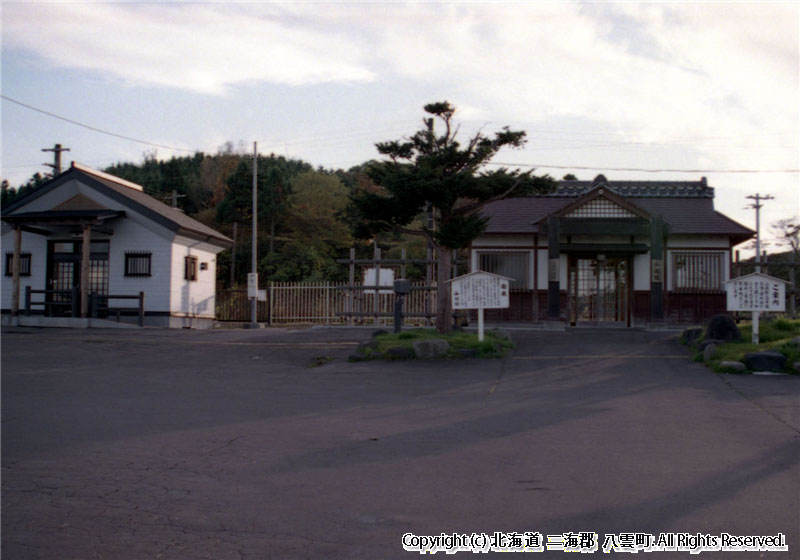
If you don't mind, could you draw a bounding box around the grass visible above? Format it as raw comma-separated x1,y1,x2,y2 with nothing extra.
356,328,514,360
690,317,800,374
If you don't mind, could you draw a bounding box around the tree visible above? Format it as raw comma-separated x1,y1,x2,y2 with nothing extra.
349,101,556,332
562,173,578,181
771,217,799,258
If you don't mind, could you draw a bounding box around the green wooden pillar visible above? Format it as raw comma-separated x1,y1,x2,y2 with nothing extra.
548,216,561,319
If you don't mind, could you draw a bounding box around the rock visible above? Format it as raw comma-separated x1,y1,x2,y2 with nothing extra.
490,329,512,342
793,361,800,373
682,327,703,346
705,314,741,342
383,347,414,360
743,351,787,372
412,339,450,359
719,361,747,373
697,339,726,352
703,343,718,363
456,348,479,359
789,336,800,348
372,329,389,338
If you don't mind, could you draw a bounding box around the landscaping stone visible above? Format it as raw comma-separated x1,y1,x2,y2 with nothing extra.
412,339,450,359
719,361,747,373
743,351,787,372
697,339,726,352
794,361,800,373
383,347,414,360
372,329,389,338
790,336,800,348
703,343,718,363
682,327,703,346
490,329,512,342
705,314,741,342
456,348,479,359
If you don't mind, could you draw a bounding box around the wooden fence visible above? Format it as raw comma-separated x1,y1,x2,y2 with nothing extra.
216,282,437,326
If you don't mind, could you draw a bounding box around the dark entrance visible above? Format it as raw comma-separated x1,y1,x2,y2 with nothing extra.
568,256,630,326
46,241,109,316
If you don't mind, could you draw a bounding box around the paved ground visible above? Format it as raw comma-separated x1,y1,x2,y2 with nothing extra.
2,326,798,559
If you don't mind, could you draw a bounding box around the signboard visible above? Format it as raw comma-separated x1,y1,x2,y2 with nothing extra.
451,271,511,310
363,268,394,295
725,273,786,312
247,272,259,299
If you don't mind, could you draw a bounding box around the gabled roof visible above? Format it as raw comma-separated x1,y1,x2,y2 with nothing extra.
3,163,232,247
480,175,754,242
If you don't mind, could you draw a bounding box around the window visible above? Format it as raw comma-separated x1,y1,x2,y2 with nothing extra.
5,252,31,277
125,252,152,277
478,251,530,290
672,251,725,293
184,255,198,281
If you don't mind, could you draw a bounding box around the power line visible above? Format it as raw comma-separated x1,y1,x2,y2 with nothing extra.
1,95,195,153
487,162,800,174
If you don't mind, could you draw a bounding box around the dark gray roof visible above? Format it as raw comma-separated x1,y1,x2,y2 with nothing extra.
546,175,714,198
480,175,753,241
3,164,232,247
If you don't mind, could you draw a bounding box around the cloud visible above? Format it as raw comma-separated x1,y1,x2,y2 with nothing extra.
3,3,375,94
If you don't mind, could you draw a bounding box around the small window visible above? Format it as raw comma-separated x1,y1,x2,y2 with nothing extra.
478,251,530,290
184,255,198,281
5,252,32,277
125,252,152,277
672,251,725,293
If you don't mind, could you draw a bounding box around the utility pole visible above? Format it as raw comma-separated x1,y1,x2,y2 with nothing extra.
746,194,774,273
171,190,186,209
745,193,774,345
250,142,258,328
42,143,70,175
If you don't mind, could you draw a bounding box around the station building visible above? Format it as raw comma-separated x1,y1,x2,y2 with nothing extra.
472,175,754,326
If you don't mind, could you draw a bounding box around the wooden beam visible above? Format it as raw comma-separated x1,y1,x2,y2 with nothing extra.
11,226,21,317
81,225,91,318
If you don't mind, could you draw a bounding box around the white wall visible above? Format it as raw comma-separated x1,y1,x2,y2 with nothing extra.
106,219,173,311
170,236,220,318
471,234,534,247
0,230,48,310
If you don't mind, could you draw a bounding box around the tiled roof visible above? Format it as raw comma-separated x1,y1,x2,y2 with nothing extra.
480,175,753,239
3,164,232,246
545,175,714,198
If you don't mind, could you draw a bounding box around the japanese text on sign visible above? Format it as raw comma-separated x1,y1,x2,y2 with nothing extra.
451,272,511,310
726,274,785,312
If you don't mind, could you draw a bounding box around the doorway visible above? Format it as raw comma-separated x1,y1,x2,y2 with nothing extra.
568,256,629,326
46,240,109,316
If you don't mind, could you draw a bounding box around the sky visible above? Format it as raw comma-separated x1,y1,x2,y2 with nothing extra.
2,1,798,251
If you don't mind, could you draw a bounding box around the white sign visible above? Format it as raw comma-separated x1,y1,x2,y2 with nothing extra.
247,272,259,299
451,271,511,310
725,273,786,312
363,268,394,295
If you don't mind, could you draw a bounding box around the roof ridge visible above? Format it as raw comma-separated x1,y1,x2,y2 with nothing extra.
71,162,144,192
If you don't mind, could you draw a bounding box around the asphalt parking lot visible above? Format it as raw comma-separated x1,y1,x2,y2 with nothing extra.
2,326,799,559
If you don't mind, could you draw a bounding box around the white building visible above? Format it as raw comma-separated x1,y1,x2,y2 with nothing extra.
2,163,232,328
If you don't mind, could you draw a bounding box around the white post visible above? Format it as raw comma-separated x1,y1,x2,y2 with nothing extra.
478,308,485,342
752,310,760,345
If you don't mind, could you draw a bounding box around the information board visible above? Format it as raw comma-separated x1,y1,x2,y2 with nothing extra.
725,273,786,312
451,271,511,310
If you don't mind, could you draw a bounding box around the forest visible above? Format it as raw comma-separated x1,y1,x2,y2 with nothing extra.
0,145,430,287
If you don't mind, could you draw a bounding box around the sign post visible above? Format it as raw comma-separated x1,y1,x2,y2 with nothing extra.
725,272,787,344
451,271,512,341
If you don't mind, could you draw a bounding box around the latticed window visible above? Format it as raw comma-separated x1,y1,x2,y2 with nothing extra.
566,198,636,218
478,251,529,290
124,252,152,277
5,253,31,277
184,255,198,281
672,251,725,293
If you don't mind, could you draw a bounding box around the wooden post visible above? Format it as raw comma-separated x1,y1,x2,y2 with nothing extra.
790,251,796,318
138,291,145,327
348,247,355,326
11,226,21,317
81,225,91,318
24,285,31,316
400,248,406,279
374,244,381,326
230,222,237,289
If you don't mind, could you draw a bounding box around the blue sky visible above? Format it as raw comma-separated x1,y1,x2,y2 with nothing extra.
2,2,798,249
